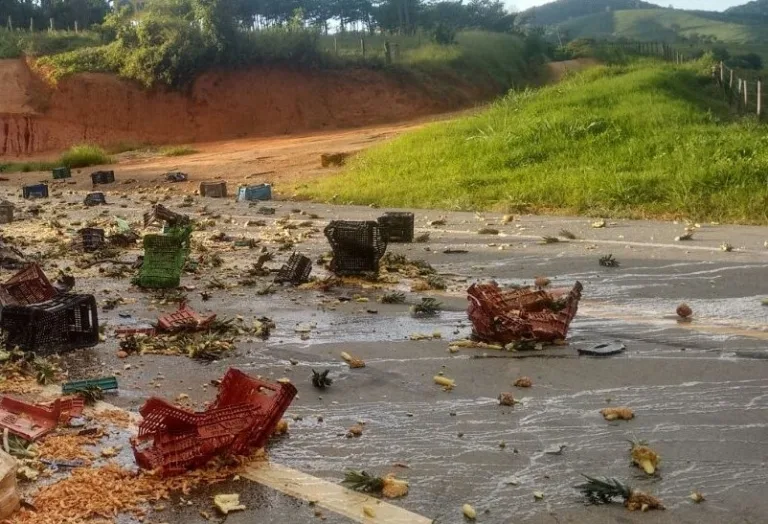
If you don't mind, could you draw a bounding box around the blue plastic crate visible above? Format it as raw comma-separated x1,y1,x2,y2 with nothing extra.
22,183,49,199
237,183,272,202
52,167,71,180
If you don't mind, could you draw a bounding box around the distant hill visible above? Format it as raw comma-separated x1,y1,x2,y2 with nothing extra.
725,0,768,18
559,8,767,44
519,0,659,27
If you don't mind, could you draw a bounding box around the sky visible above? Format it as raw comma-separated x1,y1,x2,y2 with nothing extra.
510,0,748,11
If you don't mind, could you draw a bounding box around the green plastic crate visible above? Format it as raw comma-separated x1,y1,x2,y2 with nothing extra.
62,376,118,394
137,226,191,289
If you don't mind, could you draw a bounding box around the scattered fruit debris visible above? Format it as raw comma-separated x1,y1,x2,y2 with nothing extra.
514,377,532,388
600,407,634,421
214,493,246,514
575,475,664,512
676,303,693,319
630,440,660,475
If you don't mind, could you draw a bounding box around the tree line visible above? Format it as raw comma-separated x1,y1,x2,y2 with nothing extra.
1,0,518,37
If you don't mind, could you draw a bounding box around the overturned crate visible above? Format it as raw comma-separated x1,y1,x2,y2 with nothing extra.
137,227,191,289
91,170,115,185
237,183,272,202
467,281,583,344
52,167,71,180
157,303,216,332
323,221,388,275
0,264,57,306
84,192,107,206
143,204,190,229
199,181,227,198
22,183,48,199
0,293,99,354
0,396,84,441
378,211,415,243
77,228,105,252
132,368,297,476
0,201,13,224
274,253,312,285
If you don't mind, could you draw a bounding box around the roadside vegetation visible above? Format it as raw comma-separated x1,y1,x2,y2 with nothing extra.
0,144,110,173
298,58,768,224
2,0,549,91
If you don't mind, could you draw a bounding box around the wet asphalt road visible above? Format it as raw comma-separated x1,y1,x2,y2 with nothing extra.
2,189,766,524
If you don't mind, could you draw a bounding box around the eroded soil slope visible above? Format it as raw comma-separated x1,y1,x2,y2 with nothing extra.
0,58,493,156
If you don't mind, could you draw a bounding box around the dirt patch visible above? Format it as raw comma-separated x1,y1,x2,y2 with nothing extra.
0,60,496,157
545,58,600,83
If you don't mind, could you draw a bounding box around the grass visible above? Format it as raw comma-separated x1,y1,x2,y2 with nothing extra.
0,29,101,59
297,60,768,224
561,9,768,44
159,145,199,157
0,144,111,173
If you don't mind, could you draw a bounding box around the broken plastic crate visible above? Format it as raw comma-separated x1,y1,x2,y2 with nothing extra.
157,303,216,332
132,368,297,476
165,171,188,182
323,221,388,275
143,204,190,229
0,202,13,225
137,227,191,289
78,228,105,252
377,212,415,243
236,183,272,202
0,264,57,306
0,396,83,441
467,281,583,344
22,184,48,199
91,170,115,185
274,253,312,285
52,167,71,180
84,192,107,206
199,181,227,198
0,293,99,354
62,377,118,394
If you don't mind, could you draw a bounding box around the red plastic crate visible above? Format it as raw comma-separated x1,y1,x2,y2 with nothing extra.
0,264,57,306
0,396,78,441
157,303,216,332
132,368,296,476
115,326,157,337
467,281,583,344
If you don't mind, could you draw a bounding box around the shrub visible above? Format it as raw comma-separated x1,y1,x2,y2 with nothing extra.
59,144,112,168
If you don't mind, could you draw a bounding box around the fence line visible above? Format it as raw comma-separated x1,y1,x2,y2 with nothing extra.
596,40,764,120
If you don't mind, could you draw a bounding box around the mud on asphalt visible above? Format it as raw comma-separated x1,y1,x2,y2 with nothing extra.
1,179,767,524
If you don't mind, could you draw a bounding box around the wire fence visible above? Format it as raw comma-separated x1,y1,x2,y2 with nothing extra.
597,41,764,120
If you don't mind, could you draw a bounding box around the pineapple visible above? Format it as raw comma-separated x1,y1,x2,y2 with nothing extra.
311,369,333,389
630,440,660,475
599,254,620,267
575,475,664,512
514,376,533,388
410,298,442,316
600,406,634,421
342,470,408,499
379,292,406,304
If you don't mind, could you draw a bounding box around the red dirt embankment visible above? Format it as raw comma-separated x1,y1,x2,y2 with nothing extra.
0,58,494,157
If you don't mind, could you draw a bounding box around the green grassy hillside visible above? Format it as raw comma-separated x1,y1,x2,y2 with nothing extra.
297,60,768,224
560,8,766,44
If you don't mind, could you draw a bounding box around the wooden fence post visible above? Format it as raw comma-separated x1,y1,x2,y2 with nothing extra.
74,20,78,33
30,18,33,31
384,41,391,65
730,69,734,88
7,15,12,31
49,18,53,32
333,37,338,56
360,38,365,59
744,79,748,107
720,61,724,85
758,79,762,117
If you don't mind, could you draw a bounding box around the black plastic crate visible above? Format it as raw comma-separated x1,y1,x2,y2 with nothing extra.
324,221,387,275
22,184,48,199
200,182,227,198
275,253,312,285
84,192,107,206
79,228,105,252
91,170,115,185
52,167,71,180
0,293,99,354
377,212,415,243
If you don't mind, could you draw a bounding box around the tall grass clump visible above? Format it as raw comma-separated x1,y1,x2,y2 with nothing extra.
58,144,111,168
299,60,768,224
